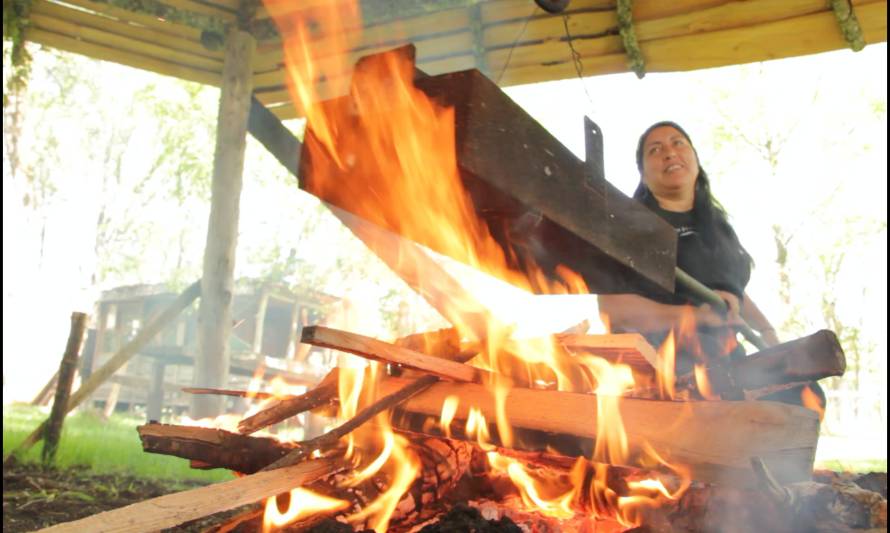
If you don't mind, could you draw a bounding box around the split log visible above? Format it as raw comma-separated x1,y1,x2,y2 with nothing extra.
376,375,820,486
42,312,88,464
236,368,339,435
681,329,846,399
34,457,340,533
301,325,493,383
137,423,296,474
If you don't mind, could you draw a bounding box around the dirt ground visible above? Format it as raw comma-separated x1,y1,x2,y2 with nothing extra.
1,459,256,532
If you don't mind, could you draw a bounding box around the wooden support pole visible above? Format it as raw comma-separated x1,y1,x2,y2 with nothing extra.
3,281,201,465
34,458,339,533
145,360,167,422
194,23,255,419
42,312,88,464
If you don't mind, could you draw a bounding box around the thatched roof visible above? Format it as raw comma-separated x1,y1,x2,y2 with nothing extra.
21,0,888,120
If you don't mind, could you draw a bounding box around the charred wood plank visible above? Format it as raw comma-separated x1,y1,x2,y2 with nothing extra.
297,46,677,295
237,369,339,435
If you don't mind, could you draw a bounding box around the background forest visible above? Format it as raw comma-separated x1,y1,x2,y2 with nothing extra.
3,41,886,461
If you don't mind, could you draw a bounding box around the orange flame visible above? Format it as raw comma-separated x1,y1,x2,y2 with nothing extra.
801,386,826,421
693,364,720,401
656,331,676,400
262,488,348,532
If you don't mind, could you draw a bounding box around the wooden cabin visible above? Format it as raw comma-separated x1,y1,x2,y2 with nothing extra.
84,280,337,420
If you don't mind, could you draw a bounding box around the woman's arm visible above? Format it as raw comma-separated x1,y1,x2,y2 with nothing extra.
597,293,726,334
740,292,780,347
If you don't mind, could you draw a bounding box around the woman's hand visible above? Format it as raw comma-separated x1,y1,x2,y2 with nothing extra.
713,290,741,320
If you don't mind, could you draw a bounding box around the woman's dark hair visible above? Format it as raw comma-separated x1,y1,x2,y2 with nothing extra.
632,121,753,267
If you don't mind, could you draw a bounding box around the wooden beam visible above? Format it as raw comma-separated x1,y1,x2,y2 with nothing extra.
24,28,221,86
31,1,224,61
34,458,338,533
379,375,821,486
193,25,255,418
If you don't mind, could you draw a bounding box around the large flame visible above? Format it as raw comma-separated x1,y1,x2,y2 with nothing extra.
258,0,694,527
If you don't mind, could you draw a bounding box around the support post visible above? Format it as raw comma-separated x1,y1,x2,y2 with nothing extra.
146,361,167,422
193,22,255,418
42,312,88,464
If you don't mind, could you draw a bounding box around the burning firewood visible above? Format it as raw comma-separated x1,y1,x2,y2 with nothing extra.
137,423,297,474
237,369,341,435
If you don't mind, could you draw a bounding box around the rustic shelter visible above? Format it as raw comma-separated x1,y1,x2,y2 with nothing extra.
9,0,887,420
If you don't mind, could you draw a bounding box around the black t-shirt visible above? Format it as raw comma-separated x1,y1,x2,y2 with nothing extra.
648,204,751,305
623,204,752,368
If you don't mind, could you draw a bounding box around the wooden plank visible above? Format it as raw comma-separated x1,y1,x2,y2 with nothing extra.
557,332,658,373
32,0,224,60
482,10,617,49
381,375,821,486
642,3,888,73
410,68,678,294
24,28,221,86
193,27,255,418
52,0,202,40
163,0,236,21
479,0,614,25
635,0,832,42
251,30,473,88
301,326,486,383
28,11,223,71
34,458,337,533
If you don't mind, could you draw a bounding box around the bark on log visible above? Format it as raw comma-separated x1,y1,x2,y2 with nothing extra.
682,329,846,399
42,312,88,464
34,458,339,533
377,375,820,486
137,423,296,474
732,329,845,389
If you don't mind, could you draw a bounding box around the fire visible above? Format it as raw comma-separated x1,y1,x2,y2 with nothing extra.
801,385,826,421
257,0,697,527
656,331,676,400
693,364,720,400
262,488,348,532
439,395,459,438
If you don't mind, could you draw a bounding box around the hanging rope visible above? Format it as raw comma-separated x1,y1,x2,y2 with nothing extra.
828,0,866,52
616,0,645,79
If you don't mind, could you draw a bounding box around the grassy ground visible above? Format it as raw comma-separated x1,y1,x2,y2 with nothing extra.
3,403,231,484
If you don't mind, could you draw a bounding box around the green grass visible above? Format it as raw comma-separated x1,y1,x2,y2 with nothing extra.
816,458,887,473
3,403,232,484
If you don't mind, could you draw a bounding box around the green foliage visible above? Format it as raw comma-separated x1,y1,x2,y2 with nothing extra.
3,404,230,482
2,0,32,104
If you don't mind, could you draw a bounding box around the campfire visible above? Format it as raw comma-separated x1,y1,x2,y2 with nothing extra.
36,2,886,533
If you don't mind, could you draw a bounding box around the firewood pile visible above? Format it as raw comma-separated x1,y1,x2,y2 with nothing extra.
38,325,887,533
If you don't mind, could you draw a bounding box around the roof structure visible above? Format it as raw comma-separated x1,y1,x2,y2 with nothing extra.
20,0,888,121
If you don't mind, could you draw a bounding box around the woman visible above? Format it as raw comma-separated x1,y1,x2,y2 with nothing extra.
598,121,779,376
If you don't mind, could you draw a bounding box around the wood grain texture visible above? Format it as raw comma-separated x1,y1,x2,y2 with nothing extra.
35,458,337,533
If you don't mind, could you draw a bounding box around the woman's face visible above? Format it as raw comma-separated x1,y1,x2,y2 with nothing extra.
640,126,699,202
